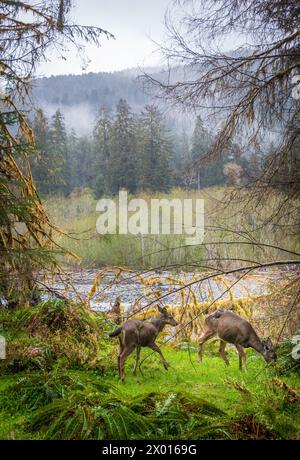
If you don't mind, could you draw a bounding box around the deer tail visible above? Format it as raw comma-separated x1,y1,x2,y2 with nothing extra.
109,326,123,338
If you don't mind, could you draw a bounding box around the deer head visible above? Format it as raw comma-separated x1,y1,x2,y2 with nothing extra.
158,306,178,326
261,337,277,362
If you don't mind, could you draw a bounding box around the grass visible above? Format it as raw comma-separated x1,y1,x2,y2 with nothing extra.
0,344,299,440
0,300,298,440
45,187,300,269
104,345,300,437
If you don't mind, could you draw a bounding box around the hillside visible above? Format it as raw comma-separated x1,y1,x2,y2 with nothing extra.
31,68,194,134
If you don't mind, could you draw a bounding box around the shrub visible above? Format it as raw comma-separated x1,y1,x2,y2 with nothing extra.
0,300,112,372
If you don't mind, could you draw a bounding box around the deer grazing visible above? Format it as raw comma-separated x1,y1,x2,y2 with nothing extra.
198,309,276,371
109,306,178,381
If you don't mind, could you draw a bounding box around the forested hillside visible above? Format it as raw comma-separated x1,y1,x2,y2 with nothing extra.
32,69,173,134
33,69,149,112
30,71,251,197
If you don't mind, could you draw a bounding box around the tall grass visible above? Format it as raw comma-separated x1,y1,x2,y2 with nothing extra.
45,187,300,269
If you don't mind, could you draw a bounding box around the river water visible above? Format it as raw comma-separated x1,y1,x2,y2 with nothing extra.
47,267,284,312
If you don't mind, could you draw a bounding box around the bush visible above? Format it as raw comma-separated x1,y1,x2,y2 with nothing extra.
0,300,113,373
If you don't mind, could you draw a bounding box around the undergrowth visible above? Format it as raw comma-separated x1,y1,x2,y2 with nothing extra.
0,300,299,440
45,187,300,269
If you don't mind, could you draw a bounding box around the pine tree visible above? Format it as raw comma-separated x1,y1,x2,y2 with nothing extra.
75,136,94,189
190,116,212,188
138,105,172,192
172,129,191,188
109,99,138,194
190,115,228,188
93,107,112,195
66,128,78,193
48,109,68,195
30,109,51,194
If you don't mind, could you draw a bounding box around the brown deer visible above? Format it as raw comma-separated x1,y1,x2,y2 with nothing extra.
198,309,276,371
109,306,178,381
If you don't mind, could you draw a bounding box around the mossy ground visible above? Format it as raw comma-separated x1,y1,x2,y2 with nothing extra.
0,343,299,440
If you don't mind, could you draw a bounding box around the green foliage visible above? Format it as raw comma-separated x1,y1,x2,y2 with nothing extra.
92,107,112,195
0,304,299,440
0,365,227,440
32,101,245,197
0,107,59,306
0,300,112,373
137,105,172,192
0,345,299,440
276,336,300,376
30,109,69,195
46,187,300,269
28,388,152,440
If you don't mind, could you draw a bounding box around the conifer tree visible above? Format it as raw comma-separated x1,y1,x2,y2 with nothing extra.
172,129,191,188
138,105,172,192
48,109,68,195
66,131,94,193
109,99,138,194
66,128,78,194
93,107,112,195
30,109,51,195
190,115,227,188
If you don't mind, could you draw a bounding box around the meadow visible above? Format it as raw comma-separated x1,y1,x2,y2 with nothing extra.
0,300,299,440
45,187,300,269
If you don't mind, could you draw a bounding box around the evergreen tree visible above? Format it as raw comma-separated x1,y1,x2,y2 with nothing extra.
48,109,68,195
109,99,138,194
172,129,191,188
30,109,51,194
138,105,172,192
190,116,213,188
190,115,229,188
66,128,78,194
75,136,94,189
65,130,95,193
0,0,114,305
93,107,112,195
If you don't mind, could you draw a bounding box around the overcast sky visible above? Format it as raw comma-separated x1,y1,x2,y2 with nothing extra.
38,0,172,77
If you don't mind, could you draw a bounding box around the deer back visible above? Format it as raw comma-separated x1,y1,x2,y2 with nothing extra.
122,319,159,347
210,311,263,349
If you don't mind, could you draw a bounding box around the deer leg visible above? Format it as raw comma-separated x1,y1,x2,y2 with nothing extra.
219,340,229,366
132,346,141,374
236,344,248,372
149,343,169,370
117,337,124,379
119,344,136,381
198,329,215,364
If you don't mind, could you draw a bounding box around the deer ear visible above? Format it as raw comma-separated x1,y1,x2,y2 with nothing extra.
157,306,164,313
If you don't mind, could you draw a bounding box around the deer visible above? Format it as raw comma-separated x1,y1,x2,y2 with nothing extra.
198,309,276,371
109,306,178,381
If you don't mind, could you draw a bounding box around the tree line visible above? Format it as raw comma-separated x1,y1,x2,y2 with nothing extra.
30,98,249,197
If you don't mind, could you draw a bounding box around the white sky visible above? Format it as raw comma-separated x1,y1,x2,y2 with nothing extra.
38,0,172,77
